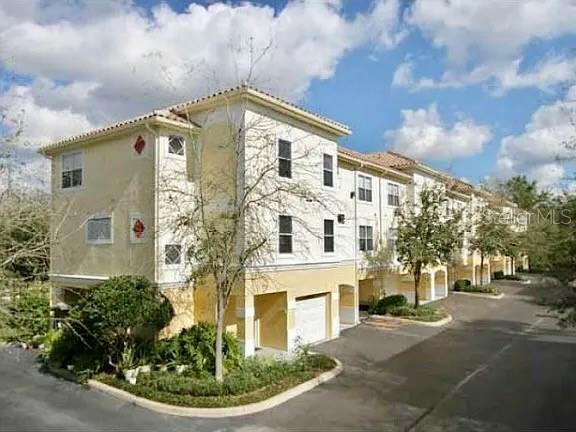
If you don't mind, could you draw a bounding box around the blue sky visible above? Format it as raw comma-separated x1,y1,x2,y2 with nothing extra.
1,0,576,190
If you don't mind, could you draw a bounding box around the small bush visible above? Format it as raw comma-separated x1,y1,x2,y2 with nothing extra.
500,274,524,281
152,322,241,375
5,284,50,345
454,279,471,291
493,270,505,280
387,305,446,322
48,276,173,376
459,284,499,294
371,294,408,315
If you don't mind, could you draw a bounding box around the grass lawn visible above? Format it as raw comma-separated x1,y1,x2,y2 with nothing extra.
96,353,336,408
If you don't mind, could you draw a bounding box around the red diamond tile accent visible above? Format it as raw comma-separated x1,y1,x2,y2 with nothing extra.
134,136,146,155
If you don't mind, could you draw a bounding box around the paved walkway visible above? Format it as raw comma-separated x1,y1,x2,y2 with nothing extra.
1,276,576,431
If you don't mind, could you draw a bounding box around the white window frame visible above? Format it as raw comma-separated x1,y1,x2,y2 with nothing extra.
323,153,334,187
387,183,400,207
85,214,113,245
167,135,185,157
387,228,397,251
278,215,293,254
278,139,292,179
60,151,84,191
358,174,372,202
359,225,374,251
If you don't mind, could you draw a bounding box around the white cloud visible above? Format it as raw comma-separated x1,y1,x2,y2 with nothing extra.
394,56,576,95
0,84,94,190
400,0,576,92
385,104,492,160
495,86,576,188
0,0,406,188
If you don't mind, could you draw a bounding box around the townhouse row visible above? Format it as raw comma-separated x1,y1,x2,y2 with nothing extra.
41,85,527,356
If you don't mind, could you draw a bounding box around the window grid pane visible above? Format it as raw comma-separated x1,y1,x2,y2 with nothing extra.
279,215,292,254
165,244,182,264
62,153,83,189
168,136,185,155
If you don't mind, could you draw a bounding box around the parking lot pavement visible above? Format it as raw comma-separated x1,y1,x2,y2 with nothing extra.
1,277,575,432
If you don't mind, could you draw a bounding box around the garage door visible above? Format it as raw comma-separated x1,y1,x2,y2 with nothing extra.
295,294,327,345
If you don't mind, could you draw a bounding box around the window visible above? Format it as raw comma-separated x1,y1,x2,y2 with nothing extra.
278,139,292,178
324,219,334,253
359,225,373,251
387,228,397,251
168,135,185,156
358,175,372,202
323,154,333,187
61,152,83,189
387,183,400,207
86,216,112,244
278,215,293,253
165,244,182,265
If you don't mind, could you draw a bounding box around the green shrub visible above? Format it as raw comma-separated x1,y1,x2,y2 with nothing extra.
493,270,505,280
454,279,471,291
5,284,50,345
97,353,336,407
387,305,446,322
152,322,241,375
371,294,408,315
500,274,524,281
49,276,173,376
459,284,499,294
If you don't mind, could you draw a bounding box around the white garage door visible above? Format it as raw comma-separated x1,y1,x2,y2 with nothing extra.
295,294,327,345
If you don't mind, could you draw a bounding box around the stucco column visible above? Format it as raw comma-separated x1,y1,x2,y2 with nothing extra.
236,294,255,357
286,297,297,353
331,290,340,339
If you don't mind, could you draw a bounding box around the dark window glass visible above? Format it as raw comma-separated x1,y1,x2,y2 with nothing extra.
279,215,293,253
324,219,334,253
278,139,292,178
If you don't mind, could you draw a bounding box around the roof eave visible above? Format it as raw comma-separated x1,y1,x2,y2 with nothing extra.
39,115,200,157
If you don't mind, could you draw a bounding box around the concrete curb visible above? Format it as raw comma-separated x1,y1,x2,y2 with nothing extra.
368,313,453,327
87,357,343,418
452,291,505,300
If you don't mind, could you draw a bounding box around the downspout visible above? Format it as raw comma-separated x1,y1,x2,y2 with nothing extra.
145,121,160,285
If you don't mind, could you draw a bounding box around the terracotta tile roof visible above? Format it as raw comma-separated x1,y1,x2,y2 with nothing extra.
337,146,411,179
364,151,416,169
446,178,474,195
40,110,199,155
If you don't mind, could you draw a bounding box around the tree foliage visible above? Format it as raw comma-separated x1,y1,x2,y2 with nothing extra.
50,276,173,374
0,188,50,280
395,187,463,307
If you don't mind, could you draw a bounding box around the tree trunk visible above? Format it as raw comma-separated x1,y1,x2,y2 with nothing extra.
480,254,484,285
215,289,225,382
414,262,422,309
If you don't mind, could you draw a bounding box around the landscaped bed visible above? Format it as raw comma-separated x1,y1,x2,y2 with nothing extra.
95,353,336,408
453,279,501,296
368,294,449,323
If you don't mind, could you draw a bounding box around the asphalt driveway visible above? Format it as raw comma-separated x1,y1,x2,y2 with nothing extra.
1,276,576,432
